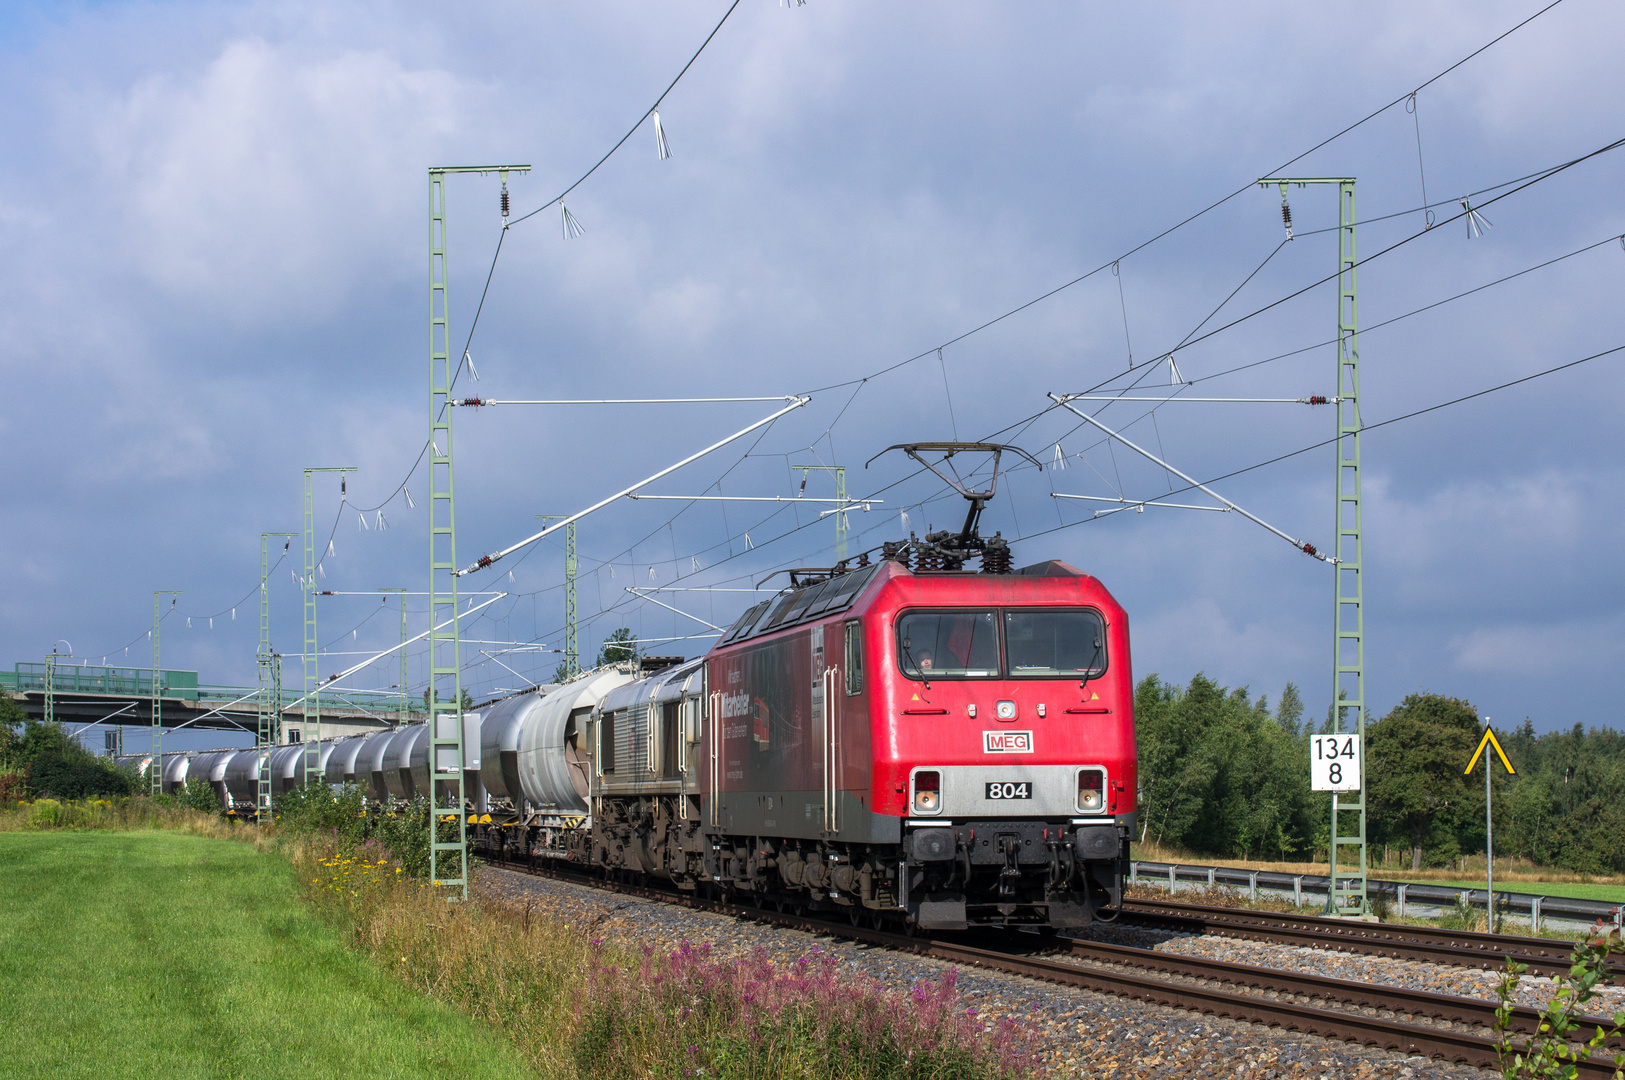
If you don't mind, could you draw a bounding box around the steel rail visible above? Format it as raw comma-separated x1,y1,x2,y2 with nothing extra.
1121,898,1624,981
479,855,1621,1076
1060,937,1625,1053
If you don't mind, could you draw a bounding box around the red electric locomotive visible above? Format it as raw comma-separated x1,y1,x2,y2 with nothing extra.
696,444,1136,929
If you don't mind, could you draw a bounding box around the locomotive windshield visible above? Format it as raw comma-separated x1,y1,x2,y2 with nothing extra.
896,610,1000,678
896,607,1107,679
1003,609,1106,678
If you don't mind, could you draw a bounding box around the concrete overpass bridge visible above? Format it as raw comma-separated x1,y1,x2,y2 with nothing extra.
2,662,415,746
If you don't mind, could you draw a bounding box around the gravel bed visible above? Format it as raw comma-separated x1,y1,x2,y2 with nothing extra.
478,867,1495,1079
1080,920,1625,1016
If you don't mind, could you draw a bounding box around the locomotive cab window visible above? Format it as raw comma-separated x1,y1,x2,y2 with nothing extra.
844,620,863,695
896,610,1000,678
1003,609,1106,678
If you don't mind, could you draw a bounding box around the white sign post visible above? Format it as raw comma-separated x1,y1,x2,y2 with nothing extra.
1311,733,1361,793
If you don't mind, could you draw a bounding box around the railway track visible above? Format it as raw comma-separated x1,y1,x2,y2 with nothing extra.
1120,897,1625,982
484,856,1624,1076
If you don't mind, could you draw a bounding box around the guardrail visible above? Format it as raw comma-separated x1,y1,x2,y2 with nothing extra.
1129,859,1625,935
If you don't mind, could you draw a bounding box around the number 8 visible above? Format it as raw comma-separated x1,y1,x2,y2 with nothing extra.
1329,763,1342,785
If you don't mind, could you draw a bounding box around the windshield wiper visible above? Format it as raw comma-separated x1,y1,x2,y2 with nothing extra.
1077,637,1104,698
901,635,931,692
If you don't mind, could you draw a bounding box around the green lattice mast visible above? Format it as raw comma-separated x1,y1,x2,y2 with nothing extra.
794,465,850,563
1261,177,1367,916
538,516,579,679
259,532,296,816
151,591,180,795
303,468,354,781
378,588,409,717
428,164,527,898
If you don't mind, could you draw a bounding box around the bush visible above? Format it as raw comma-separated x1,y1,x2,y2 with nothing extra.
179,778,220,813
1495,921,1625,1077
370,794,466,880
276,783,367,843
0,714,135,799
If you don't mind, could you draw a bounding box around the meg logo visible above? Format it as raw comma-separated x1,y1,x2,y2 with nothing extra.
983,730,1034,753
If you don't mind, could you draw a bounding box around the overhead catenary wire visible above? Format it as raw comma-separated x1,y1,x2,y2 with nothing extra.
1051,394,1335,561
260,4,1592,695
456,396,810,576
346,0,1574,545
796,0,1572,398
1039,342,1625,543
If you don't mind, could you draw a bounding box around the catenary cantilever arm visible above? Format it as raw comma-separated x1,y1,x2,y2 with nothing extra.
455,396,810,576
1050,393,1333,562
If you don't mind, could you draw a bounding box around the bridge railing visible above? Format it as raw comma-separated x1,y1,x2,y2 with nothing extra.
5,664,412,716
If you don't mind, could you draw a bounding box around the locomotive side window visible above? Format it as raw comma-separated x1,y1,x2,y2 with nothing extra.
896,610,1000,678
1003,609,1106,678
661,701,681,776
601,710,616,774
844,620,863,695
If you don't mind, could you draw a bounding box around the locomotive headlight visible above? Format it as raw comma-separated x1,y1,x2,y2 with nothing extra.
1077,769,1105,813
996,700,1017,720
913,771,942,814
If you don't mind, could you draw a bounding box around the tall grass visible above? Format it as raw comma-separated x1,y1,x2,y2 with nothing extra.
294,834,1037,1080
0,794,252,839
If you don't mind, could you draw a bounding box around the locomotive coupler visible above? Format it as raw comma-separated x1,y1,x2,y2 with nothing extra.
996,834,1022,897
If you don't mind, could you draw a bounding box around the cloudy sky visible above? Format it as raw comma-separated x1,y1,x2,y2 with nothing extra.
3,0,1622,748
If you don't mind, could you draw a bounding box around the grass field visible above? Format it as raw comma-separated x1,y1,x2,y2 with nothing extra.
1375,878,1625,904
0,831,534,1080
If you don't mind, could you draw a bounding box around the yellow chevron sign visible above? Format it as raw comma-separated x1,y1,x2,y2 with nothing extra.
1464,727,1515,776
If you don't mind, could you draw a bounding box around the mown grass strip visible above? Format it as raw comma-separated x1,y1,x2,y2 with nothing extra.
0,831,535,1080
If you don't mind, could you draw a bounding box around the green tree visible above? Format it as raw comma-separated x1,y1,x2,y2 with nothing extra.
1366,693,1480,870
1133,674,1314,859
595,628,639,667
1276,682,1304,738
421,687,474,712
0,709,136,799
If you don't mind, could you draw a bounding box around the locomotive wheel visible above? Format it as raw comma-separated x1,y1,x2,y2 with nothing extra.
847,905,862,927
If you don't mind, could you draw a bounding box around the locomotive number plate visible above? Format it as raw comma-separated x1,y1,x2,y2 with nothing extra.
985,781,1032,800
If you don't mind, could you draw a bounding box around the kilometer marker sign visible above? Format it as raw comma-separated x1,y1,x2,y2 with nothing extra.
1310,733,1361,792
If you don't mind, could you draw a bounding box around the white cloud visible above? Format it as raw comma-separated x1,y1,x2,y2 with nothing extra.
1449,616,1625,676
80,36,468,323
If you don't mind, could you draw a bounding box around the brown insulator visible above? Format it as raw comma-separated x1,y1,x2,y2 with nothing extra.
501,185,510,218
981,534,1012,574
856,550,870,568
915,547,943,573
